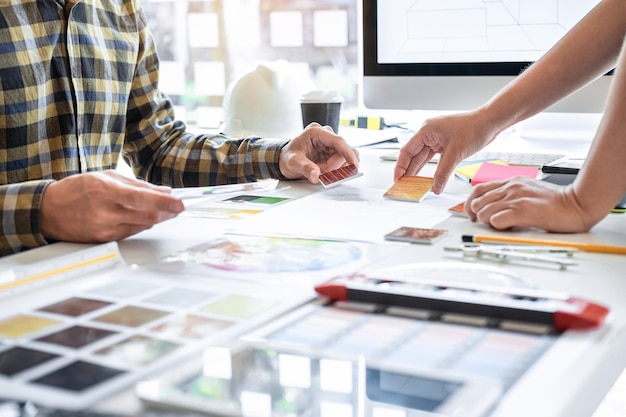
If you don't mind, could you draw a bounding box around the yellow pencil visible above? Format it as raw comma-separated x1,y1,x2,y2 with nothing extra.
462,234,626,255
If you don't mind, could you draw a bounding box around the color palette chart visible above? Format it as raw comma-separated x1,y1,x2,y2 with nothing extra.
0,245,313,410
150,234,371,284
244,301,556,391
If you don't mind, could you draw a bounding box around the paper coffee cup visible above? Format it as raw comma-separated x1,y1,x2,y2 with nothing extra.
300,90,343,133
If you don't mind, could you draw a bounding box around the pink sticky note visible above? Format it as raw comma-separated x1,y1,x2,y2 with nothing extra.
471,162,539,185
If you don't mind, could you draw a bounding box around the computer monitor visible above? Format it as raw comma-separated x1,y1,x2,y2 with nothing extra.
361,1,611,141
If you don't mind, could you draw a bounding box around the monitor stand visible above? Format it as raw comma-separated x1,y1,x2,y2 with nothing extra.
514,112,602,157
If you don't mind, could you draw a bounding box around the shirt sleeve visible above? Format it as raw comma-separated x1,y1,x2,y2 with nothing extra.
122,4,288,187
0,181,53,256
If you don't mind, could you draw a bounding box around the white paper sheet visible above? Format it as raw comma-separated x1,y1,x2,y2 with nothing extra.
231,180,457,243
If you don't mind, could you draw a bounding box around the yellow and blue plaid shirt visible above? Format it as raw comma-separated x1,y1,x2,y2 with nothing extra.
0,0,287,256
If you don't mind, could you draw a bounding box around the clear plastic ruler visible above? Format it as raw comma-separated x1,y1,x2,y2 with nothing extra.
0,242,124,297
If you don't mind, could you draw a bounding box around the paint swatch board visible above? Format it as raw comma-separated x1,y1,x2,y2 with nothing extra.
244,301,555,392
0,244,315,410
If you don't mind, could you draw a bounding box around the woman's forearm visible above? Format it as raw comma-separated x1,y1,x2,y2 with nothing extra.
572,40,626,227
481,0,626,131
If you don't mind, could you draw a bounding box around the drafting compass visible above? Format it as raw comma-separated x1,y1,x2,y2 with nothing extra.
444,243,578,270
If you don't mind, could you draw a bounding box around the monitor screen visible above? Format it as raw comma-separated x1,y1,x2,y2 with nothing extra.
362,0,610,113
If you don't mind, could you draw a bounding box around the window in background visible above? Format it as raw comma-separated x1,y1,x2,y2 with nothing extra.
141,0,358,128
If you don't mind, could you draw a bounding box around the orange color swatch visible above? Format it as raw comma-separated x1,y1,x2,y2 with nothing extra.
383,175,433,202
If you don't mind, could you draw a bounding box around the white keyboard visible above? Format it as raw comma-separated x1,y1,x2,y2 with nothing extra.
381,151,566,167
465,151,567,166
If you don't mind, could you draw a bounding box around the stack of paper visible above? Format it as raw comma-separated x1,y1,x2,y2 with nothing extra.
471,163,539,185
454,161,538,185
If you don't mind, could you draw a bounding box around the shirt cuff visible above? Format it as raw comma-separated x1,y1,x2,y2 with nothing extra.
248,137,290,180
0,180,54,256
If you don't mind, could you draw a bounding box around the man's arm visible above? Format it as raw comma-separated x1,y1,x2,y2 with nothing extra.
120,4,287,187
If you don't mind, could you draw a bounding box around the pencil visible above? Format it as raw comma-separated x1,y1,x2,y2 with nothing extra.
462,234,626,255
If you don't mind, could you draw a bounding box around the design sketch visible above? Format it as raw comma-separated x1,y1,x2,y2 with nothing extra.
378,0,600,62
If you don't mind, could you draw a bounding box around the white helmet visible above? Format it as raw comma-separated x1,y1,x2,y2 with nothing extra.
222,60,304,139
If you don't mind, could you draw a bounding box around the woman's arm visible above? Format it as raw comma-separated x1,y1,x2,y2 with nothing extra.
396,0,626,194
466,37,626,232
480,0,626,130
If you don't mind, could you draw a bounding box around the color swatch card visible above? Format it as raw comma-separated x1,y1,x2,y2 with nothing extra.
384,226,448,244
448,201,468,218
383,175,433,202
0,244,314,410
471,163,539,185
183,192,291,219
221,195,290,205
319,164,363,188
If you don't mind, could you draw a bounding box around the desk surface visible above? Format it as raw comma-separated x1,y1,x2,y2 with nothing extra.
2,144,626,417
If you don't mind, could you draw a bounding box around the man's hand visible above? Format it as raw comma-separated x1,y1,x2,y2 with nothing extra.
279,123,359,183
40,170,184,243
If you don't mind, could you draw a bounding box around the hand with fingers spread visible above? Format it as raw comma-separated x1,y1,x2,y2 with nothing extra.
39,171,185,244
279,122,360,184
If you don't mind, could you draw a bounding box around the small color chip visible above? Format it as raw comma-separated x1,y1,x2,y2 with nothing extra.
202,295,277,319
383,176,433,202
36,325,116,349
39,297,111,317
319,164,363,188
32,361,124,392
93,306,168,327
384,226,448,244
0,347,59,376
0,315,61,338
448,201,468,217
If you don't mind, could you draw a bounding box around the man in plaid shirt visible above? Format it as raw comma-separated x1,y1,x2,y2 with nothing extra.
0,0,358,256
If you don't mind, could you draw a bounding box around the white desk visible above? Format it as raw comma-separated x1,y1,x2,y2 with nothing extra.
2,146,626,417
